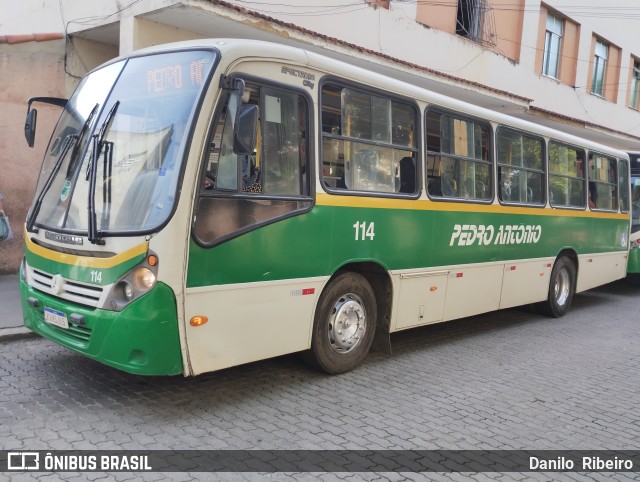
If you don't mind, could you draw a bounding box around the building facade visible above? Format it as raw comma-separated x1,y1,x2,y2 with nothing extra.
1,0,639,272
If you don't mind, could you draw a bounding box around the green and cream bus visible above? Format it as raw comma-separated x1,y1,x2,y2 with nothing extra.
21,39,630,376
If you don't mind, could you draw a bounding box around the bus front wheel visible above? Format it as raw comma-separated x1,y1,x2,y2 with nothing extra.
308,272,377,374
537,256,576,318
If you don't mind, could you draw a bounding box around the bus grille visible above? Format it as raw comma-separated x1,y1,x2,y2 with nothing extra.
31,269,104,308
49,319,93,343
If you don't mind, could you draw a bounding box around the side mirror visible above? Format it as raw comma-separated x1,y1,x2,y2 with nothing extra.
24,97,67,147
233,104,258,155
25,109,38,148
24,96,67,147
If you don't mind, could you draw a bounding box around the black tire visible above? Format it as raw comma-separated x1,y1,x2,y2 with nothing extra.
307,272,377,374
536,256,576,318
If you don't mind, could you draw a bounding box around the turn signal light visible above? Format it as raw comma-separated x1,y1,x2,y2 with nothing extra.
190,316,208,327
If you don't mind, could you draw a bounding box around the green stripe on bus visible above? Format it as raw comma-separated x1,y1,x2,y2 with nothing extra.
186,205,628,287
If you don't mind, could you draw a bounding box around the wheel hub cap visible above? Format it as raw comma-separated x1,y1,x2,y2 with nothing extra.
555,268,570,306
328,293,366,354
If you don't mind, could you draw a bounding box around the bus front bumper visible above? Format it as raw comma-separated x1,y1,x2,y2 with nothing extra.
21,280,183,376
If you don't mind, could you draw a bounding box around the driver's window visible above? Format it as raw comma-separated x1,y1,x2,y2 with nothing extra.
214,93,239,190
203,89,245,191
201,82,309,197
195,78,312,246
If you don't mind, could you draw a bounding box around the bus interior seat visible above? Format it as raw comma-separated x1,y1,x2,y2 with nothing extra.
501,182,511,201
398,157,415,193
441,170,455,196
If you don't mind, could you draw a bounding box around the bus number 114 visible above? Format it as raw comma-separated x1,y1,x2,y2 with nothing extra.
353,221,375,241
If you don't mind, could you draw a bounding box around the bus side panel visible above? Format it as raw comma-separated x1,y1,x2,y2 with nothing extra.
577,216,629,291
184,279,326,375
442,264,504,321
576,252,628,292
185,206,332,375
394,271,448,330
499,259,554,309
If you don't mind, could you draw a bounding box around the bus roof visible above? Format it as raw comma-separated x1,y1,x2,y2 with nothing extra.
118,38,628,159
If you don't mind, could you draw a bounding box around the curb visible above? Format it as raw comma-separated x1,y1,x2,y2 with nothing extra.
0,326,40,342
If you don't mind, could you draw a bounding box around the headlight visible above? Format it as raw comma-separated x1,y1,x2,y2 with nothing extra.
122,281,133,301
132,267,156,290
631,240,639,250
106,252,159,311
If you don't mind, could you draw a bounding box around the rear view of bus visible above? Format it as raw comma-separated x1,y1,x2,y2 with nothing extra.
21,48,219,375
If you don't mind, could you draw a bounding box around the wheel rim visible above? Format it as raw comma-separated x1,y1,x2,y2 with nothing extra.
554,268,571,306
327,293,367,354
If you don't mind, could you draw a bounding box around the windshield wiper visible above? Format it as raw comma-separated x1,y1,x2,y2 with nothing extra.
87,101,119,245
66,103,100,180
26,103,99,233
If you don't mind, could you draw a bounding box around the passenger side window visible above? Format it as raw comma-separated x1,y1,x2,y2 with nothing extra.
619,159,630,214
320,83,418,194
549,142,586,208
425,110,491,201
194,80,312,245
497,128,544,205
588,153,617,211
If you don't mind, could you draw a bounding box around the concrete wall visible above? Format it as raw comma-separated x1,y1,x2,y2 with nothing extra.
0,0,64,35
130,17,204,53
0,40,66,273
66,37,119,87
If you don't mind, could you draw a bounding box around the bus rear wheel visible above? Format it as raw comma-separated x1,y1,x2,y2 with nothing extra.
308,272,377,374
537,256,576,318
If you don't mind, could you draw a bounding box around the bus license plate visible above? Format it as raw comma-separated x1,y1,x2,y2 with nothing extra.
44,307,69,329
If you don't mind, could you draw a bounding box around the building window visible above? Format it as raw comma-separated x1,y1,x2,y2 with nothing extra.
630,61,640,109
542,14,563,78
591,40,608,96
456,0,483,41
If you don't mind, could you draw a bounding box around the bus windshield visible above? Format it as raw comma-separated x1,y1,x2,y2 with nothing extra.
29,49,217,237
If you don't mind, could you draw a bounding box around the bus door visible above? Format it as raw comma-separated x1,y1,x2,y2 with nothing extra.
184,74,319,375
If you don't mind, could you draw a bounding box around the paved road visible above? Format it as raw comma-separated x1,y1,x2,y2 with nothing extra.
0,275,21,330
1,280,640,480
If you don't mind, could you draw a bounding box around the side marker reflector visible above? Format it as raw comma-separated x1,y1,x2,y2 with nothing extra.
190,316,208,327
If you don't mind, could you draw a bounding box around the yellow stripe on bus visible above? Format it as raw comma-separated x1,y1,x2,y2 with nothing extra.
315,194,630,219
24,228,148,269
